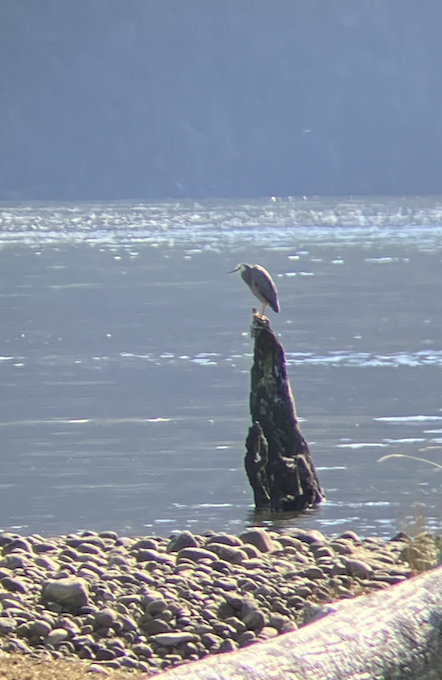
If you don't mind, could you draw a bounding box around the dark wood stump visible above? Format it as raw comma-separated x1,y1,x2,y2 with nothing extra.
245,312,324,511
154,565,442,680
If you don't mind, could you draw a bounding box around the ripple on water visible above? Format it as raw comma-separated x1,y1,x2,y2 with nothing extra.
2,198,442,250
375,415,442,423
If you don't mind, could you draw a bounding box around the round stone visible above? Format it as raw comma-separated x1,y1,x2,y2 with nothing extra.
29,619,52,637
94,608,117,628
239,528,278,553
46,628,69,645
167,531,199,553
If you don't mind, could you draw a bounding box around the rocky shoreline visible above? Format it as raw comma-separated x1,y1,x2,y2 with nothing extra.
0,527,435,676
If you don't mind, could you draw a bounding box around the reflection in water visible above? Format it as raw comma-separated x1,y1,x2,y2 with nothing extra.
0,198,441,538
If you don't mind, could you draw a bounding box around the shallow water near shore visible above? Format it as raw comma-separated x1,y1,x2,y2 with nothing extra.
0,197,442,538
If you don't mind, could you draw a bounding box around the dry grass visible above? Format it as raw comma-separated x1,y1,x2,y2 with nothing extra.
378,453,442,573
0,653,154,680
397,502,442,574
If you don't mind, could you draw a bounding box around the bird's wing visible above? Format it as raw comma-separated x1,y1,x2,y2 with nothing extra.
254,265,280,312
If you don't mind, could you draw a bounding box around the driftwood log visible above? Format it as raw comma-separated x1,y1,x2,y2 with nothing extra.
154,565,442,680
245,312,324,511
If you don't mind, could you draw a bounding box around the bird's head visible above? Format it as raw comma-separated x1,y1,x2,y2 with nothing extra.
228,263,250,274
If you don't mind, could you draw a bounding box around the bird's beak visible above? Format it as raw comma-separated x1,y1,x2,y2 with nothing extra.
227,266,240,274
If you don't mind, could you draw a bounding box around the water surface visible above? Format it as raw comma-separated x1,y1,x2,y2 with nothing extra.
1,197,441,538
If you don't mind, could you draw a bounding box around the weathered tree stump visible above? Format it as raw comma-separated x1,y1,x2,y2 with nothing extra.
245,312,324,512
154,565,442,680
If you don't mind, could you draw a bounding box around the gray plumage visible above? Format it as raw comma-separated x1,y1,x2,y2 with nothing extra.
229,263,280,315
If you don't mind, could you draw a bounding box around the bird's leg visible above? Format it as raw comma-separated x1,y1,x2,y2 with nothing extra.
261,303,267,316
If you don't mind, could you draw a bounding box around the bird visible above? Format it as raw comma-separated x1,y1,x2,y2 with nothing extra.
229,263,280,315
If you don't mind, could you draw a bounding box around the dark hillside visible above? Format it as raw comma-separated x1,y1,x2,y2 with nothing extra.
1,1,441,199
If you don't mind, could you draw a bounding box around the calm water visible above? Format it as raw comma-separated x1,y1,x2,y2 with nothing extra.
1,197,442,539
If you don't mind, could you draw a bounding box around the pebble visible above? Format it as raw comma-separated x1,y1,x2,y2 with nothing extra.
42,577,89,612
342,558,374,578
206,543,248,564
94,609,117,628
46,628,69,645
0,617,16,634
239,528,278,553
0,527,416,674
206,534,243,548
167,531,200,553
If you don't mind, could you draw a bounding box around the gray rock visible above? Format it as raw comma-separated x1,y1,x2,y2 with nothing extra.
239,598,259,617
343,558,374,578
2,538,33,554
219,638,238,653
237,630,256,647
136,549,175,565
213,577,238,591
210,560,233,574
268,613,290,631
96,647,116,661
0,554,27,569
32,542,58,554
87,664,111,675
34,556,59,570
119,615,137,632
206,543,248,564
46,628,69,645
5,638,31,654
258,626,279,639
137,661,152,673
132,643,153,658
243,609,267,631
239,559,264,572
194,623,213,635
119,656,139,669
145,598,168,615
142,589,168,604
130,538,159,551
205,534,243,547
339,531,360,541
312,546,335,558
0,617,16,634
28,619,52,637
132,570,156,585
139,617,171,635
150,632,199,646
98,660,121,670
331,561,348,576
44,602,63,614
304,566,325,580
77,543,101,555
294,584,313,598
42,577,89,612
66,536,106,550
292,529,327,545
176,547,216,563
0,576,28,593
167,531,199,553
330,540,354,555
201,607,217,621
281,620,298,633
201,633,223,649
239,528,277,553
99,531,118,541
278,535,304,550
268,599,291,617
240,544,262,559
94,608,117,628
0,533,20,547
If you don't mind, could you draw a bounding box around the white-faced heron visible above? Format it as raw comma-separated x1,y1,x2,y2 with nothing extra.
229,263,280,315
